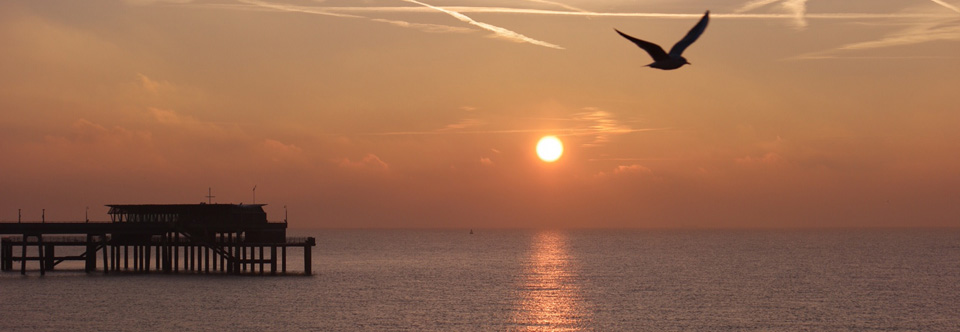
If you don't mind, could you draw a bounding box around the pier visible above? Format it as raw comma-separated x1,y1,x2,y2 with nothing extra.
1,204,315,276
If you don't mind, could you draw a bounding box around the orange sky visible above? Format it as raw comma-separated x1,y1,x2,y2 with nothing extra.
1,0,959,228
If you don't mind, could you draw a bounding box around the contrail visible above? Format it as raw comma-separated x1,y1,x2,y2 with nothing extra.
237,0,360,18
358,127,663,136
306,6,953,20
930,0,960,14
521,0,591,13
399,0,564,49
734,0,781,13
789,20,960,60
782,0,808,29
237,0,474,35
734,0,807,29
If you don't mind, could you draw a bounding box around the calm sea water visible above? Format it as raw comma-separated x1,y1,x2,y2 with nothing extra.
1,229,959,331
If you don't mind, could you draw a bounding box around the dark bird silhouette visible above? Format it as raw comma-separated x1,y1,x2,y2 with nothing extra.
615,11,710,70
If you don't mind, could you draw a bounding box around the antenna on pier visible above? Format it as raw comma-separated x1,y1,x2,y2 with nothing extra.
284,205,288,224
206,187,216,204
42,208,45,223
252,185,257,204
18,209,21,223
85,206,89,223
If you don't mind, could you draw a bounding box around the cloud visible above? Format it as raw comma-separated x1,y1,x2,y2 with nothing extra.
596,164,652,177
615,164,652,174
236,0,361,18
149,107,198,126
930,0,960,14
570,108,633,147
736,152,785,166
520,0,592,14
480,157,494,166
137,73,162,94
398,0,564,49
301,6,950,20
259,139,307,165
337,153,389,170
60,119,152,146
23,119,165,175
782,0,809,29
838,21,960,50
358,107,663,139
735,0,808,29
440,118,484,131
147,107,247,141
792,18,960,59
734,0,782,13
122,0,192,5
233,1,488,40
369,18,475,34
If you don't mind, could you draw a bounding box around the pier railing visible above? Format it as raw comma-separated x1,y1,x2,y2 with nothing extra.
2,235,313,245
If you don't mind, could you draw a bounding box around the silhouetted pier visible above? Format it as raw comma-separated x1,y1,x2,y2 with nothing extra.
1,204,314,276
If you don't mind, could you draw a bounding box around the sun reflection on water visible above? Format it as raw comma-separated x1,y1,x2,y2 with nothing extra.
513,231,586,331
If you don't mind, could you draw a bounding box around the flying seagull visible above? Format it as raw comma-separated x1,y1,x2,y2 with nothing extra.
615,11,710,70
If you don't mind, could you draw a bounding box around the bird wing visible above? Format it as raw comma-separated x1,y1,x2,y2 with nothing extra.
615,29,669,62
669,11,709,57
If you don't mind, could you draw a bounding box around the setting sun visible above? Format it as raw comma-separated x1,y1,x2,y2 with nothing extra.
536,136,564,162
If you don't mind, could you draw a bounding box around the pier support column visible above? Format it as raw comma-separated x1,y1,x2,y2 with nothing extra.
241,243,247,272
2,238,13,271
144,245,151,273
270,246,277,275
43,244,56,271
20,235,27,275
163,233,171,273
37,235,45,276
304,237,315,276
173,234,179,273
102,236,109,274
259,246,265,274
85,235,96,273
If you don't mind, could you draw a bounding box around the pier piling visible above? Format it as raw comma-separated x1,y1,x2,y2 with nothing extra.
1,203,315,276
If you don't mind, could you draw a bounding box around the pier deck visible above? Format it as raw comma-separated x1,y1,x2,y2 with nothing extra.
1,204,315,276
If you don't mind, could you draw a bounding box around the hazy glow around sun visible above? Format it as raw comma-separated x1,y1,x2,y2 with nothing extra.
536,136,563,162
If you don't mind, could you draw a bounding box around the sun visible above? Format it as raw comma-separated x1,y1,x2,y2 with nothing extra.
536,136,564,162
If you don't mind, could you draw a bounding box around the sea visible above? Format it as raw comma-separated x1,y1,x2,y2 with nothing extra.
1,229,959,331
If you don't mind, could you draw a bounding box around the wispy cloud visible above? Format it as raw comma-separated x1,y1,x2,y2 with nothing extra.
398,0,564,49
236,0,475,36
571,108,632,147
307,6,951,20
237,0,361,18
358,127,664,137
782,0,809,29
520,0,591,14
930,0,960,14
834,20,960,50
787,0,960,59
370,18,475,34
792,18,960,59
337,153,389,170
440,118,485,131
357,107,663,149
735,0,808,29
216,1,959,58
734,0,781,13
